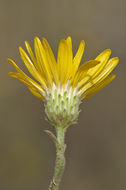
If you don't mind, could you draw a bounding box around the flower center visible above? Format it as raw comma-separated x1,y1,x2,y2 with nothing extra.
44,82,81,128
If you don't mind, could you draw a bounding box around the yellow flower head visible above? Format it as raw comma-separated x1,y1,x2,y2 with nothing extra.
8,36,119,127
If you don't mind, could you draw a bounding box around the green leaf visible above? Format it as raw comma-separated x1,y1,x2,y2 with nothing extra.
44,130,58,145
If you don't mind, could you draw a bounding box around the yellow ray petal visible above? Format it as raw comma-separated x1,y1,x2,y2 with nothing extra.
8,58,26,75
93,57,119,84
9,72,32,86
77,52,116,89
87,49,111,78
72,60,100,87
72,40,85,77
9,72,44,99
62,36,73,83
79,60,100,72
28,86,44,100
42,38,59,85
66,36,73,62
9,72,44,95
8,58,40,88
19,47,47,87
25,41,44,75
82,74,116,100
34,37,52,86
57,39,69,84
66,36,73,73
78,57,119,93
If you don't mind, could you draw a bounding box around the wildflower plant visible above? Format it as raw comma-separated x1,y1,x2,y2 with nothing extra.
8,36,119,190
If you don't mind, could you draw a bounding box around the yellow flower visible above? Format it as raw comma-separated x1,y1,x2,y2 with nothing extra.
8,36,119,100
8,37,119,127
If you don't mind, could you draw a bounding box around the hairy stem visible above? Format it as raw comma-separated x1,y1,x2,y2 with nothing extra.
49,127,66,190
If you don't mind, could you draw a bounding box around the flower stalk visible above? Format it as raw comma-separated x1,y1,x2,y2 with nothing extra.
48,127,66,190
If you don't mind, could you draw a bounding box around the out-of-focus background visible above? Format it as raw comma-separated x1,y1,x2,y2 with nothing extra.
0,0,125,189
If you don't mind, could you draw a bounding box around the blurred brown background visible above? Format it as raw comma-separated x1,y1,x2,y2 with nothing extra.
0,0,125,189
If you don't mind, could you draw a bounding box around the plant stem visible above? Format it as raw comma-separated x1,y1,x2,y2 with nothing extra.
49,127,66,190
